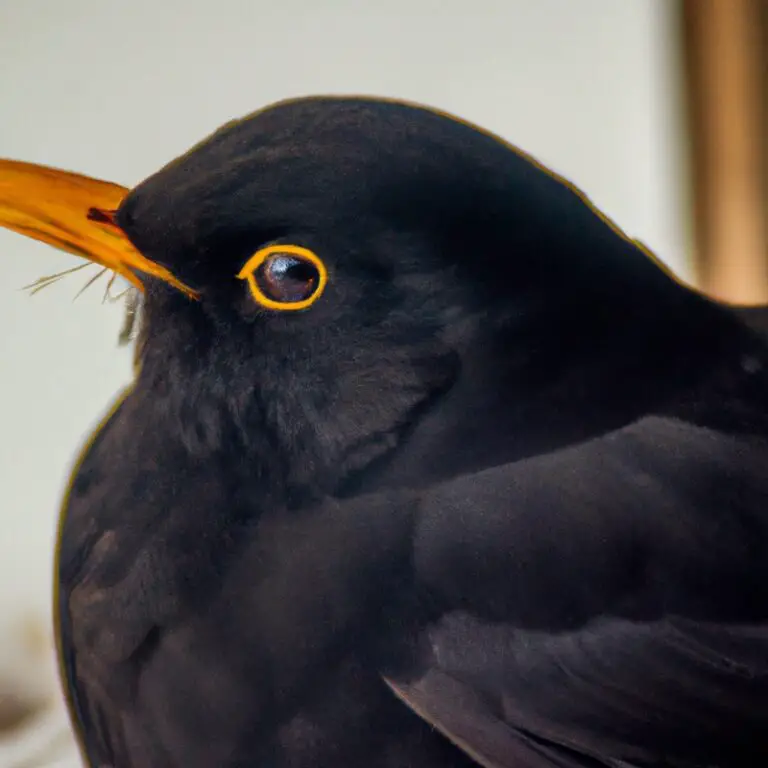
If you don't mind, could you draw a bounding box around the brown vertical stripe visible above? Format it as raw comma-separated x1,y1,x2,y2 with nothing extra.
680,0,768,303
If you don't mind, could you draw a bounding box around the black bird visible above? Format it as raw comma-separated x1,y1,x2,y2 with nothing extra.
3,95,768,768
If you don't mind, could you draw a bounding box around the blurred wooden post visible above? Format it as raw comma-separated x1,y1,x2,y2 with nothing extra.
681,0,768,303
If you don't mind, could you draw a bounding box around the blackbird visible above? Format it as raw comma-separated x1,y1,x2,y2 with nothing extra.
2,95,768,767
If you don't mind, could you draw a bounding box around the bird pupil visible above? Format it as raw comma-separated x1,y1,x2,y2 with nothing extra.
258,253,318,303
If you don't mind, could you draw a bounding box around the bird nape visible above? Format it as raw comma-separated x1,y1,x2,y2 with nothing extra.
2,95,768,768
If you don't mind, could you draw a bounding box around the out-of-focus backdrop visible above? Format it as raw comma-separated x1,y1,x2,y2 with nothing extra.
0,1,765,765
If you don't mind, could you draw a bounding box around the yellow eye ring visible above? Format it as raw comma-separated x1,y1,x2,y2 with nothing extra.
236,244,328,311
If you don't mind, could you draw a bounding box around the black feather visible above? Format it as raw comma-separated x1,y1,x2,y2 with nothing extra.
53,95,768,767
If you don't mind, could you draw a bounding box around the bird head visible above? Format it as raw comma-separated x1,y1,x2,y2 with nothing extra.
0,96,694,494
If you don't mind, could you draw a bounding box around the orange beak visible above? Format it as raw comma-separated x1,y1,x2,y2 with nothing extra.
0,159,197,299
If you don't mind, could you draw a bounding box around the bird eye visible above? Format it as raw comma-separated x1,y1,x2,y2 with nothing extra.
236,245,327,311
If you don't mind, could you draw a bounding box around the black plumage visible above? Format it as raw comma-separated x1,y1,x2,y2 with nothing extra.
4,96,768,767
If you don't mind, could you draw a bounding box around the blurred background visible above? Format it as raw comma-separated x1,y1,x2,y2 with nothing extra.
0,1,766,765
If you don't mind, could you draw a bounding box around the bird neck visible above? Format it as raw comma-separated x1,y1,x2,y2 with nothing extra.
352,272,757,492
